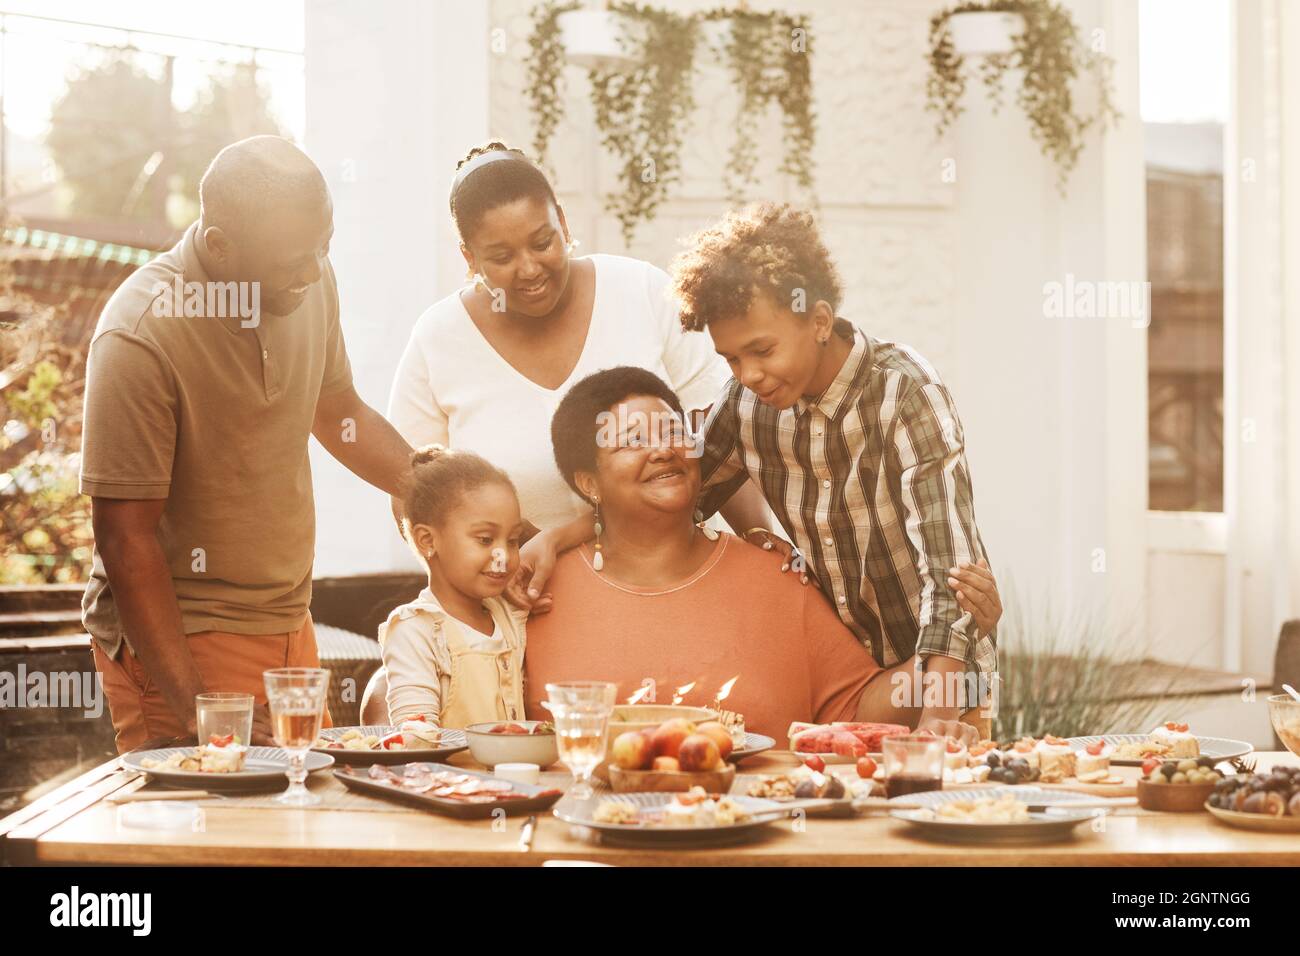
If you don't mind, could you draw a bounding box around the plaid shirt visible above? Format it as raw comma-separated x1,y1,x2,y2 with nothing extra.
698,320,997,681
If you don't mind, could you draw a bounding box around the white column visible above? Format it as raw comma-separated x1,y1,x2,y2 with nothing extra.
1225,0,1292,675
303,0,490,575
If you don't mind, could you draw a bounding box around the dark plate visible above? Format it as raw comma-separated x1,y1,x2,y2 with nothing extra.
333,763,563,819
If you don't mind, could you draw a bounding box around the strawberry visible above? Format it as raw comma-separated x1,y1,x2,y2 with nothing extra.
804,755,826,773
856,756,878,779
208,733,234,747
1087,740,1106,756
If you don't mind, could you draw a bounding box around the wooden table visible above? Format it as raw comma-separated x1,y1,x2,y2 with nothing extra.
3,750,1297,867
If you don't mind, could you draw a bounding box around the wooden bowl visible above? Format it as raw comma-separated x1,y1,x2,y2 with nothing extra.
1137,777,1217,812
608,763,736,794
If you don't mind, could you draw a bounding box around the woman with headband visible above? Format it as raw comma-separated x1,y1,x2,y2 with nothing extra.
387,143,779,614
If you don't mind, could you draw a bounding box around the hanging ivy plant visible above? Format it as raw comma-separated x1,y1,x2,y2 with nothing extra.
704,8,815,205
525,1,818,241
524,0,580,166
589,3,698,244
926,0,1120,192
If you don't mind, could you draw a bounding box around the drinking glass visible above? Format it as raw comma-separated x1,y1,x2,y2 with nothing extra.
195,692,253,747
543,681,616,800
882,733,946,799
263,668,329,807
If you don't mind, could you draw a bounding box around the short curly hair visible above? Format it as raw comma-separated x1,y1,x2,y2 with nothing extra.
551,367,686,498
669,202,843,331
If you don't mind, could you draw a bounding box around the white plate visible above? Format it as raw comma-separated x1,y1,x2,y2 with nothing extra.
1064,734,1252,766
554,791,787,846
311,725,468,765
123,746,334,792
730,733,777,763
889,786,1111,844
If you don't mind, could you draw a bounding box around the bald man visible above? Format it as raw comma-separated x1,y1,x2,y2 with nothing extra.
80,136,412,752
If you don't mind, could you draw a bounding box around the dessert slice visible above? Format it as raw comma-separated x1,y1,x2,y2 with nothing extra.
1075,739,1113,782
1149,722,1199,758
1035,734,1077,778
199,734,247,773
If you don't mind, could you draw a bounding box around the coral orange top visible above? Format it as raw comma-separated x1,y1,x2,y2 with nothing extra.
524,534,882,738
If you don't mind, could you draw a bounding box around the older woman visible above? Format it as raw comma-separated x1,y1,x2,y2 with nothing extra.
520,367,997,742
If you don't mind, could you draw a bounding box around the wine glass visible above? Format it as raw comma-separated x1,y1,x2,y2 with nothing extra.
543,681,616,800
263,668,329,807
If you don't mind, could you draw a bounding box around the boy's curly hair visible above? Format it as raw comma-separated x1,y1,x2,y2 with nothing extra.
669,203,843,331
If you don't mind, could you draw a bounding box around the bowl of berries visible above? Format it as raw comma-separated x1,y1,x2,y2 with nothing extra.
464,720,557,769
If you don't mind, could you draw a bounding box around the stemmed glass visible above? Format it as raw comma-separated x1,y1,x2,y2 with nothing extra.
543,681,616,800
263,668,329,807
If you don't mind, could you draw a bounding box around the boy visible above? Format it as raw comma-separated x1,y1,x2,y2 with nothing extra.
670,203,998,743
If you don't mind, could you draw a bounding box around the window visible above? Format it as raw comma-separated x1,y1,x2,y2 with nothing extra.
1139,0,1228,512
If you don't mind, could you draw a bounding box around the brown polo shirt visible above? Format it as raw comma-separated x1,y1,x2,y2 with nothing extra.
80,222,352,659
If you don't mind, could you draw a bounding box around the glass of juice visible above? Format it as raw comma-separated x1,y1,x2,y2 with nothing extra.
543,681,616,800
263,668,329,806
882,734,946,799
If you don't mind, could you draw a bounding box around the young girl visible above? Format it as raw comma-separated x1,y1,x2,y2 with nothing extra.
380,444,529,729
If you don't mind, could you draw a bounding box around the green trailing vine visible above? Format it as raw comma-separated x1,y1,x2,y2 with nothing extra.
524,0,580,165
706,7,815,204
589,3,698,244
926,0,1120,192
525,2,817,241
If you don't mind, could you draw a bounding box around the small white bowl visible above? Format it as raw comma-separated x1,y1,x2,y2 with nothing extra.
464,720,558,769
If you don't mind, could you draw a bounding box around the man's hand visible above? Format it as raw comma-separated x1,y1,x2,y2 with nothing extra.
947,558,1002,635
93,497,206,734
916,713,979,747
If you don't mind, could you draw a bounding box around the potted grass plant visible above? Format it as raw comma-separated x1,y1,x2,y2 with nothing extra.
988,590,1210,741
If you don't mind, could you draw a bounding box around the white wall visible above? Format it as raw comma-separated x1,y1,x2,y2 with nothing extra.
304,0,490,575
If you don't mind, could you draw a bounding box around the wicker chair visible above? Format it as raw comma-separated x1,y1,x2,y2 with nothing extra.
314,624,383,728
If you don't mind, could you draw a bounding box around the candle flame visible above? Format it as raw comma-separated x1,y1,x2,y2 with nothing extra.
624,684,652,706
715,675,739,703
671,681,696,705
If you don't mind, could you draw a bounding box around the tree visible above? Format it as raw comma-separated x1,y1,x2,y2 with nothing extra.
44,52,287,224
